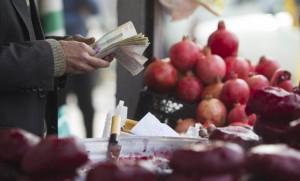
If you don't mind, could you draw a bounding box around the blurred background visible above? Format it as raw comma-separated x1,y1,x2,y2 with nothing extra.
36,0,300,138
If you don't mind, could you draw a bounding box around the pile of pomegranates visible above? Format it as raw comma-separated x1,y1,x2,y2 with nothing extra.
143,20,299,133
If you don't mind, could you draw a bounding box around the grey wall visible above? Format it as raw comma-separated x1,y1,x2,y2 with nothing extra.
116,0,154,119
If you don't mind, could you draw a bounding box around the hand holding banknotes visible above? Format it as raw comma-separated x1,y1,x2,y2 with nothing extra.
59,34,115,74
92,21,150,75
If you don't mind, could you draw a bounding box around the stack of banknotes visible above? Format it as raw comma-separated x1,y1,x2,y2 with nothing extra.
92,21,150,76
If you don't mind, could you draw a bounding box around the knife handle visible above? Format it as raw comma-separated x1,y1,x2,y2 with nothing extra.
111,115,121,135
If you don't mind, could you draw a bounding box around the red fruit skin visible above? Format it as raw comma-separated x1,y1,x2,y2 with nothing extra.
19,171,78,181
224,56,250,81
207,21,239,59
169,141,245,175
21,135,88,175
195,48,226,85
175,118,196,133
170,36,202,73
255,56,280,80
0,128,40,163
246,144,300,181
201,79,224,99
246,74,269,96
245,86,300,121
285,120,300,150
246,59,255,74
227,104,256,126
277,80,294,92
220,77,250,108
144,59,178,94
196,97,227,127
168,172,242,181
253,117,290,143
176,75,203,103
229,122,252,128
247,114,257,126
87,161,157,181
270,69,293,92
209,126,261,150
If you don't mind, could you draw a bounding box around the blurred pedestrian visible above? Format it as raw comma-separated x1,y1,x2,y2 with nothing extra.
58,0,101,138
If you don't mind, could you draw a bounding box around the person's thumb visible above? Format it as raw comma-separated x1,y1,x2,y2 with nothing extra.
72,34,96,45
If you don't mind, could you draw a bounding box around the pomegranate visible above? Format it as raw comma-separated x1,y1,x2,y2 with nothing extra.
224,55,250,81
169,36,202,72
270,69,293,92
196,96,227,127
227,103,256,126
0,128,40,163
246,73,269,95
176,72,203,103
285,120,300,150
220,74,250,108
207,20,239,59
175,118,196,133
195,47,226,85
246,59,256,74
277,80,294,92
209,126,260,150
144,58,178,94
229,122,252,128
255,56,280,80
201,77,224,99
245,86,300,121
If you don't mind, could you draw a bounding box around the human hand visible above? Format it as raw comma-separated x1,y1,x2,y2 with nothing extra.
65,34,96,45
59,40,114,74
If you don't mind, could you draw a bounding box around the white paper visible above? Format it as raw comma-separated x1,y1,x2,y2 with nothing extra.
185,123,201,138
131,112,180,137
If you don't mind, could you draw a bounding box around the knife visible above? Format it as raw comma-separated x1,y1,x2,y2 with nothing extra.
107,115,122,163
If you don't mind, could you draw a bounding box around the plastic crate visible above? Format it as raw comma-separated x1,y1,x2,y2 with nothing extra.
134,89,197,129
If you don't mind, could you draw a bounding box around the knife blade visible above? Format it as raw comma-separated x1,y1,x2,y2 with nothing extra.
107,115,122,163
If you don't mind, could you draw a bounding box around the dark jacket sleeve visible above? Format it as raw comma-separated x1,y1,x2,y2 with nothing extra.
0,40,55,92
0,0,57,92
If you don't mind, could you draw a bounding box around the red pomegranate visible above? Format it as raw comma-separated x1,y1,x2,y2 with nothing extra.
246,73,269,95
277,80,294,92
169,36,202,73
224,55,250,81
246,59,256,74
195,47,226,85
201,77,224,99
196,96,227,127
255,56,280,80
175,118,196,133
176,72,203,103
229,122,252,128
227,103,256,126
207,20,239,59
220,74,250,108
144,58,178,94
270,69,293,92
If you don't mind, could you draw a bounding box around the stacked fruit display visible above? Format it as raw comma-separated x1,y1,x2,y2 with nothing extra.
143,20,297,131
0,128,89,180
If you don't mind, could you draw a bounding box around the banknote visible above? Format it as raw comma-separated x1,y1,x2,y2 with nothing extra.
115,45,150,75
92,21,137,52
92,21,150,76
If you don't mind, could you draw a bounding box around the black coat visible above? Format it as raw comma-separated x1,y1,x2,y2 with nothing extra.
0,0,63,137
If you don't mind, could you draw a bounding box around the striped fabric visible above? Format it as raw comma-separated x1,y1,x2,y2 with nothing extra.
38,0,65,36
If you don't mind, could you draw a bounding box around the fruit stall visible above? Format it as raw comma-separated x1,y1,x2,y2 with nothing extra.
1,0,300,180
